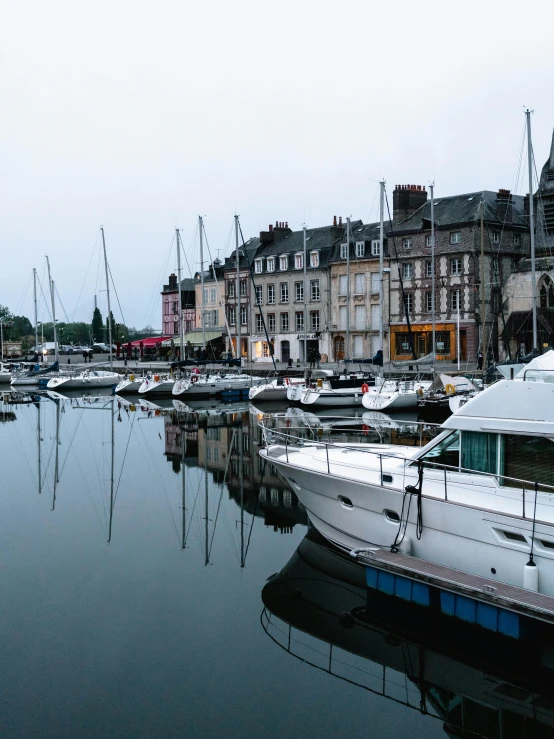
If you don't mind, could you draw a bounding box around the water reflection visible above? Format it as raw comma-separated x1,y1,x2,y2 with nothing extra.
262,530,554,738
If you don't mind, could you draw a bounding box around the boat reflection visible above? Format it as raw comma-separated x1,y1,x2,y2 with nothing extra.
262,530,554,738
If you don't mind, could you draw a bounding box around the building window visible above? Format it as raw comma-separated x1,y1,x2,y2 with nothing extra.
371,240,380,256
354,273,365,294
228,281,236,298
451,290,461,311
310,311,320,331
402,263,413,279
492,231,500,244
295,281,304,302
210,287,216,304
450,257,462,275
339,305,347,329
425,261,433,277
295,253,303,270
280,312,289,332
267,257,275,272
402,238,412,249
240,279,247,296
405,294,414,313
256,314,263,333
280,282,289,303
514,233,521,246
353,335,363,356
339,274,347,295
267,284,275,304
254,285,262,306
254,259,263,274
450,231,462,244
371,272,380,293
295,312,304,332
268,313,276,333
205,309,218,327
356,242,365,257
310,279,320,301
354,304,366,329
425,291,436,312
279,255,288,270
203,288,208,305
229,307,236,325
425,235,432,248
240,306,248,325
310,251,319,267
340,243,348,259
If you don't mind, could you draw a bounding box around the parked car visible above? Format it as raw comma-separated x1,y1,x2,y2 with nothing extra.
92,343,111,353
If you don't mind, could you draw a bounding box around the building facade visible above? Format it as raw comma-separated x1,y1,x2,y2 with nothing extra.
161,273,196,336
223,237,261,358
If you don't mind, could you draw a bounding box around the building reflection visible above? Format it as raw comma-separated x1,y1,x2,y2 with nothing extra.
164,406,308,534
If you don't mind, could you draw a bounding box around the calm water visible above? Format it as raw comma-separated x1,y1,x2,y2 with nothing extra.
0,392,550,738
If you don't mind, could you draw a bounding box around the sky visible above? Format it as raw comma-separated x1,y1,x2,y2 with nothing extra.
1,0,553,331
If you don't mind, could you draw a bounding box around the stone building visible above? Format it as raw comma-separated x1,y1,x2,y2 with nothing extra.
223,236,261,359
388,185,528,362
329,220,390,361
189,260,227,355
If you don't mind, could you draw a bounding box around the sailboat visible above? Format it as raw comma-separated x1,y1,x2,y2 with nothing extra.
47,230,121,392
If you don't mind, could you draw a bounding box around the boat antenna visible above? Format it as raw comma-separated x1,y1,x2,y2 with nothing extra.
100,227,113,371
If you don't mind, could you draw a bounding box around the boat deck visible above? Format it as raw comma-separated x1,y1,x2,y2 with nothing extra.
357,547,554,624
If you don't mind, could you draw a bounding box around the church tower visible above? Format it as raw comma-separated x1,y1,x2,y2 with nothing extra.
536,127,554,251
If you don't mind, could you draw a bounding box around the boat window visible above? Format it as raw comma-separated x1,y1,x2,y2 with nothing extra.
420,431,460,469
461,431,497,475
500,434,554,489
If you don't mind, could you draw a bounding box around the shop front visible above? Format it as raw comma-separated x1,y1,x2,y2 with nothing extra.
390,323,466,361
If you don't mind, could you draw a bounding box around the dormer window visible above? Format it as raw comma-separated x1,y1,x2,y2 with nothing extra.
295,253,303,270
310,251,319,267
254,258,263,274
514,233,521,246
355,242,365,257
279,255,288,271
492,232,500,244
402,238,412,249
267,257,275,273
340,243,348,259
371,240,380,256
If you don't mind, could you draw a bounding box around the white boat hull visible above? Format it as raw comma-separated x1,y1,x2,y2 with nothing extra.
115,378,143,394
138,378,175,395
47,371,122,390
300,389,364,408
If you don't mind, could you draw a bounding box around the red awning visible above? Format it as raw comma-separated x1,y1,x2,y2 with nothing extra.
126,336,172,347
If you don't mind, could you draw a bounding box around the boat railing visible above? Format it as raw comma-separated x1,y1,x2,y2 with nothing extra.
260,421,554,524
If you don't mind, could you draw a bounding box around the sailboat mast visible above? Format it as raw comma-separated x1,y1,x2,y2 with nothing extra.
345,217,351,362
199,216,206,350
379,181,385,365
430,184,436,373
33,268,38,351
235,215,240,362
238,422,245,568
303,226,308,365
526,109,538,352
52,402,60,510
46,256,58,364
457,289,461,370
480,200,486,361
108,400,115,543
204,463,209,566
37,402,42,495
181,424,186,549
100,227,113,371
176,228,184,356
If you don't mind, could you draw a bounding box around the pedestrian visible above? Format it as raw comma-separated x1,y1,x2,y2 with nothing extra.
88,349,93,362
308,349,315,370
316,350,321,369
477,351,483,370
83,349,88,364
287,356,293,369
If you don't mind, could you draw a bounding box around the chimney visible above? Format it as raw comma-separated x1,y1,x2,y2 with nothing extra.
260,224,275,245
496,188,513,223
393,184,428,223
272,220,293,243
333,216,337,226
168,273,177,290
339,216,342,226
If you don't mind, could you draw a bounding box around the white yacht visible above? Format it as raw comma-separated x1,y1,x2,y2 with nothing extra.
47,369,122,391
361,379,432,412
115,373,144,394
137,373,175,395
261,380,554,597
249,375,310,403
172,372,263,399
296,373,376,408
0,363,11,384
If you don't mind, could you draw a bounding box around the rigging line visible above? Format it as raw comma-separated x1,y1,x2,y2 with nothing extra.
107,261,127,328
532,143,554,261
178,228,194,283
202,221,234,356
58,409,86,477
15,271,33,317
71,231,101,323
142,236,175,329
37,273,53,322
113,412,135,504
54,284,70,324
366,182,379,225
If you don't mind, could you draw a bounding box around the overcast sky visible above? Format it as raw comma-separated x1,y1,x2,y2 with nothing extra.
2,0,553,331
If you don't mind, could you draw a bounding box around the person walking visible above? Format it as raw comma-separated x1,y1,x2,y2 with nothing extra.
477,351,483,371
88,349,93,362
315,350,321,369
83,349,88,364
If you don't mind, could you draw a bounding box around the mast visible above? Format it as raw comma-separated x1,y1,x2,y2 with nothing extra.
345,217,351,362
52,402,60,510
107,399,115,543
379,181,385,367
37,402,42,495
526,109,538,352
235,214,240,362
176,228,184,357
100,227,113,371
303,225,308,365
238,422,245,568
33,268,38,352
46,256,58,364
204,462,209,566
457,289,461,370
181,423,186,549
199,216,206,350
430,184,436,373
480,200,486,362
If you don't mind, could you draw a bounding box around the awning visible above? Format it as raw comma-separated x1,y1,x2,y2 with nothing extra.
161,330,224,347
127,336,172,347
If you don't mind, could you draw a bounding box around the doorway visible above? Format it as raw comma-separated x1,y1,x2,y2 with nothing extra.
280,340,290,363
334,336,345,361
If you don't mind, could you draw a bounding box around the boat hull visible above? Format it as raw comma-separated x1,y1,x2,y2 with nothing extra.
47,372,121,390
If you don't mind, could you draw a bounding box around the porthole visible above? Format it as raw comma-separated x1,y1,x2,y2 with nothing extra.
382,473,393,484
384,509,400,523
503,531,526,543
339,496,353,509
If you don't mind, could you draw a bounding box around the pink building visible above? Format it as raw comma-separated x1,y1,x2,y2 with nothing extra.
161,273,196,336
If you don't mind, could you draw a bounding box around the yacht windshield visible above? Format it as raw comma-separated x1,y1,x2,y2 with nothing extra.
420,431,460,469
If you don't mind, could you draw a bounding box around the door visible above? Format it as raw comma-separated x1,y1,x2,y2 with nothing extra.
281,340,290,363
418,334,426,357
334,336,345,360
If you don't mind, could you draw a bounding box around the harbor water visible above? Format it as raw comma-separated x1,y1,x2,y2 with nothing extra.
1,391,552,738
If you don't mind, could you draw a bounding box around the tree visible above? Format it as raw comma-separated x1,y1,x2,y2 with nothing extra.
91,308,103,344
105,311,116,343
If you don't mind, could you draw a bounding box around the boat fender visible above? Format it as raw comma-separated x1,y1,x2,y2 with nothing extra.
129,374,135,382
417,387,424,398
191,375,198,384
285,377,290,385
154,375,160,382
317,377,323,388
524,562,539,592
362,424,369,435
361,383,369,394
445,383,456,395
397,535,412,556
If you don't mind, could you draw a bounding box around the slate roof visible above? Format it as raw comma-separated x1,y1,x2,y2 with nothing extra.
222,236,262,271
391,190,527,233
329,220,391,262
255,224,347,268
